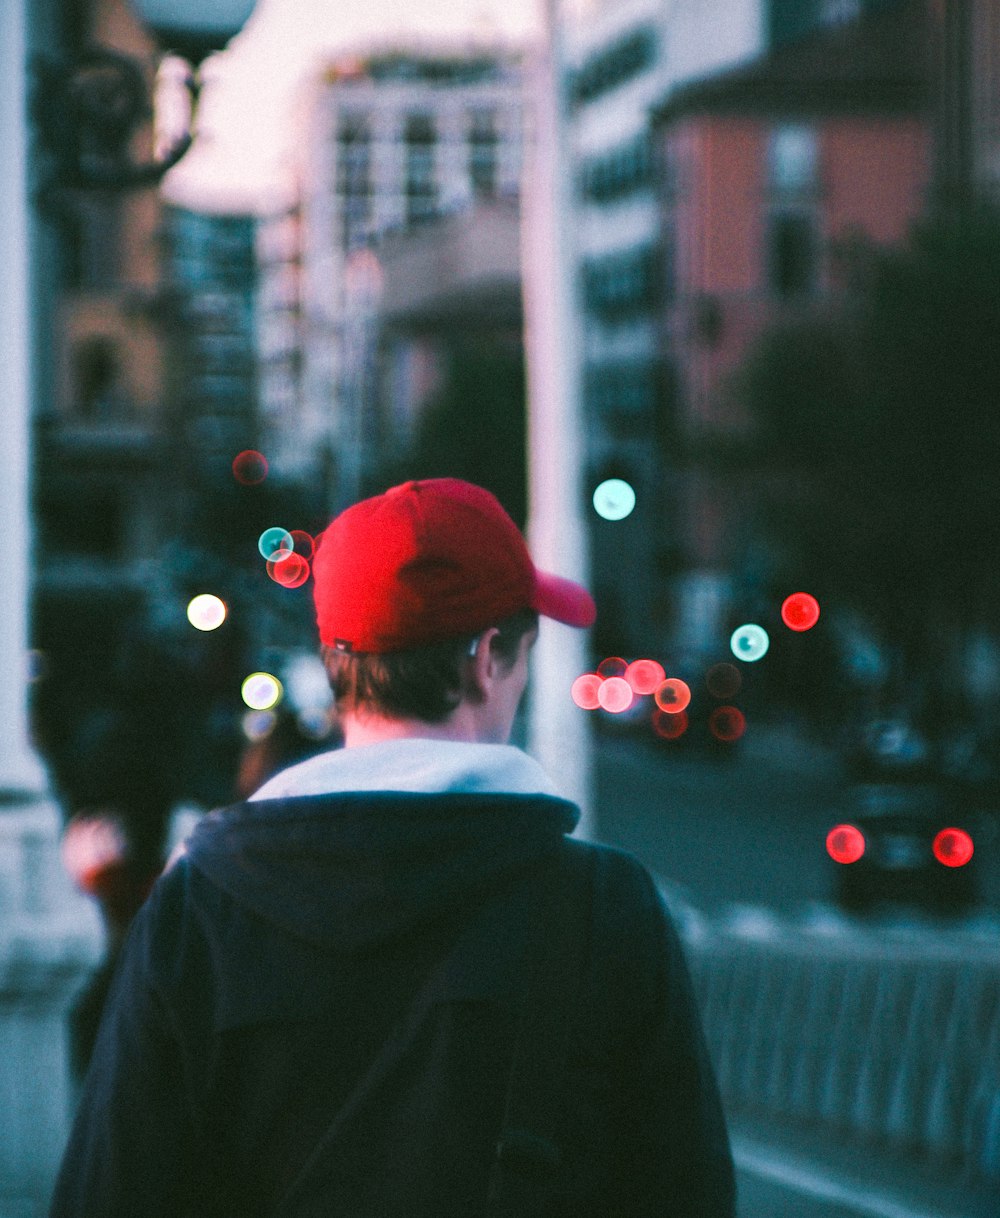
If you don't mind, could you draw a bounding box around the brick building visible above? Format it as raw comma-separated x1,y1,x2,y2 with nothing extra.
650,1,932,652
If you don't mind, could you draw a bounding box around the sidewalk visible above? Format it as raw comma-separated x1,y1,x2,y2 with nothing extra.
729,1112,999,1218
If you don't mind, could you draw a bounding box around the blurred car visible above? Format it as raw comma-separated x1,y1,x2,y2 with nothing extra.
826,780,978,913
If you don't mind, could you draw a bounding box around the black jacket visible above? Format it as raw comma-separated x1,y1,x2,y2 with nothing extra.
50,789,735,1216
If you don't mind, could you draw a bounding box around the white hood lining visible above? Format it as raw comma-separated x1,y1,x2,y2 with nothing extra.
248,738,561,802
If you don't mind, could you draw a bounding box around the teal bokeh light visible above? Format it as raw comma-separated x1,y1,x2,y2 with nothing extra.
730,624,770,663
592,479,636,521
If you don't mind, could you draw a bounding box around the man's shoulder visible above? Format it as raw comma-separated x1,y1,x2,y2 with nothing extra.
563,837,663,906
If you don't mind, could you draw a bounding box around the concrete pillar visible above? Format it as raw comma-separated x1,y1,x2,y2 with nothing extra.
1,3,104,1213
523,0,595,833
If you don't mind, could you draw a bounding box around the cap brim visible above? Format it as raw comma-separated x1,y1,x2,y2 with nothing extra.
532,570,597,629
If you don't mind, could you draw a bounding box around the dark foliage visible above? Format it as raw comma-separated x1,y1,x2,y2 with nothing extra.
736,207,1000,706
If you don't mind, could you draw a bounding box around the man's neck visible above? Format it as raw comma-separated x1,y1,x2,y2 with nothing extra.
340,710,480,749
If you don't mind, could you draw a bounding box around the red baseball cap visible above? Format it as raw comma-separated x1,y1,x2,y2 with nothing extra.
312,478,596,652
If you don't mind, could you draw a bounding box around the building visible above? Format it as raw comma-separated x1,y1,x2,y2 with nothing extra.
162,205,259,495
929,0,1000,207
29,0,182,840
650,0,930,652
565,0,771,655
288,46,525,509
256,202,305,483
375,197,523,480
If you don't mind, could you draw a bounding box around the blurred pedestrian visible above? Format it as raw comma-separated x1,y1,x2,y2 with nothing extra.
59,809,159,1081
51,478,735,1217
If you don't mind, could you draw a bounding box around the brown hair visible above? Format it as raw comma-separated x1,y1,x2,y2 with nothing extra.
321,608,539,723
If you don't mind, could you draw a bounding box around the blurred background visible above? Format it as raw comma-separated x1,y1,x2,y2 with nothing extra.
6,0,1000,1214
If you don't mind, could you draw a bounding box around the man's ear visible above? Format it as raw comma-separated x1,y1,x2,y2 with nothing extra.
466,626,501,702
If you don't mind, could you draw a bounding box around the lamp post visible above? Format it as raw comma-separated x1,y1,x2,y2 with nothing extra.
522,0,595,834
3,2,256,1211
32,0,257,197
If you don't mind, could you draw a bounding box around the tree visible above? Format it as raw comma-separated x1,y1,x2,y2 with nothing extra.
735,207,1000,721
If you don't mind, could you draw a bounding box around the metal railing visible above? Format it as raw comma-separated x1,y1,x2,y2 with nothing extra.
684,916,1000,1185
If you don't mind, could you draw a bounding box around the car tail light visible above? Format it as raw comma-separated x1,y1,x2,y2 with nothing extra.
933,828,974,868
827,824,865,864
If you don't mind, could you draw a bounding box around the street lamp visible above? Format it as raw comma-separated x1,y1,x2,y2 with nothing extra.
31,0,257,197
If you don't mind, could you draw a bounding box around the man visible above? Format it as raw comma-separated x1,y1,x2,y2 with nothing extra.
51,478,735,1217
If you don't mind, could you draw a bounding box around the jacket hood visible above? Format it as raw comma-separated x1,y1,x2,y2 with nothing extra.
183,742,579,953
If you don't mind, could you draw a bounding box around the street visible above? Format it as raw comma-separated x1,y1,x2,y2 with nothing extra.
592,719,1000,919
591,721,1000,1218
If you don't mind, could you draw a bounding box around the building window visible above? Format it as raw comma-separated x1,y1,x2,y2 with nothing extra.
73,336,124,419
579,132,653,203
469,110,499,198
572,26,656,104
338,116,372,246
766,124,819,298
767,211,818,298
584,359,658,418
768,124,818,196
404,114,437,226
582,244,659,319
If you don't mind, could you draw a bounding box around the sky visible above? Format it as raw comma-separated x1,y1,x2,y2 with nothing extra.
163,0,546,212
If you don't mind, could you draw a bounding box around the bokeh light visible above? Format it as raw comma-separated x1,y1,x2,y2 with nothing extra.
258,527,293,562
781,592,821,632
186,594,227,631
826,824,866,865
241,672,283,711
597,676,634,713
933,827,974,868
267,552,311,588
653,709,688,739
706,662,742,699
571,673,603,710
242,709,277,742
709,705,747,742
597,656,628,679
289,530,316,561
654,678,692,714
730,624,770,663
593,478,636,521
625,658,666,695
232,449,268,485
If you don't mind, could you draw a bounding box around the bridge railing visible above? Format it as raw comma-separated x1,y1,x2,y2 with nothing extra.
681,913,1000,1185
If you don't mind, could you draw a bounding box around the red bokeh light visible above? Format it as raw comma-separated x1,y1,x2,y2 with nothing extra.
232,449,269,485
781,592,821,632
933,828,974,868
625,658,666,695
826,824,866,864
652,709,688,739
267,553,310,588
706,662,742,700
654,678,691,714
289,530,316,561
571,673,603,710
597,656,628,679
709,705,746,742
597,676,634,713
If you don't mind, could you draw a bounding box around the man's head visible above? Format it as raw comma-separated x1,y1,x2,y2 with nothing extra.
311,479,595,745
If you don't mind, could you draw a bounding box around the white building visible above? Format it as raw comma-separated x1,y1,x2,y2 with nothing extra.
564,0,765,655
279,46,526,507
